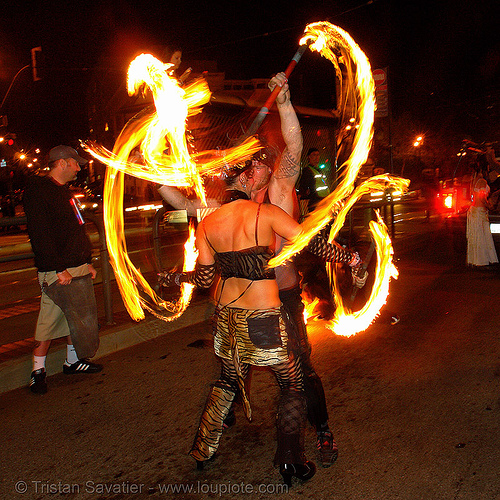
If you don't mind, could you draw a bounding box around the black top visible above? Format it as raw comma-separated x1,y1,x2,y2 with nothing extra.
213,245,276,280
204,203,276,281
23,175,92,272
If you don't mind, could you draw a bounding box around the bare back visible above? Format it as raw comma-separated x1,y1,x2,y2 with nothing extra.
196,200,300,309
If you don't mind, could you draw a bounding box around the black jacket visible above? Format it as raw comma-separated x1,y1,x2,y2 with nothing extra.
23,176,92,272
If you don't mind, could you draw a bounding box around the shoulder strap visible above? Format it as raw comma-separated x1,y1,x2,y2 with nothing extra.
202,222,217,253
255,203,262,246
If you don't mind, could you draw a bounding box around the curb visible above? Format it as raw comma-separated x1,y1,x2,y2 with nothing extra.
0,296,214,395
0,225,436,396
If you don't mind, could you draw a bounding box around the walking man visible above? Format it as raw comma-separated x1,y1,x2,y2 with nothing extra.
23,145,102,394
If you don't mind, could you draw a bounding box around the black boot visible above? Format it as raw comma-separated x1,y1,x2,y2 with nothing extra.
279,461,316,486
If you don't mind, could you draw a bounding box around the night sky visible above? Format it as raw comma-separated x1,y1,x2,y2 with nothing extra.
1,0,499,151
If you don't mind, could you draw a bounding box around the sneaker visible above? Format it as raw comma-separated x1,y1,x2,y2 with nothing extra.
63,359,103,374
317,431,338,467
29,368,47,395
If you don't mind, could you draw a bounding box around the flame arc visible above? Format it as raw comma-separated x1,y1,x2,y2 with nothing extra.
269,22,409,336
329,212,398,337
86,25,408,333
86,53,261,322
270,21,377,268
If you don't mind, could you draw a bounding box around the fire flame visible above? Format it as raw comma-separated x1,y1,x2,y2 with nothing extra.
303,297,320,324
86,54,260,321
270,22,376,267
329,211,398,337
142,221,198,322
270,22,409,335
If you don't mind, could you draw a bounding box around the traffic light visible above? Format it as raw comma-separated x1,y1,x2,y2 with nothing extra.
0,133,17,147
31,46,43,81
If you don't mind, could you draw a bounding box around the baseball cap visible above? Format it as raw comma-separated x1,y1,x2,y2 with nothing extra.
48,145,87,165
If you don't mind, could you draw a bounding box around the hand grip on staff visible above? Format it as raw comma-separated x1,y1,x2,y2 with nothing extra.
242,44,309,139
350,241,375,303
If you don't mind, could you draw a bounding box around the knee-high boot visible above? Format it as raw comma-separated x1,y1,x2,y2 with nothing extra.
189,384,236,463
274,390,307,465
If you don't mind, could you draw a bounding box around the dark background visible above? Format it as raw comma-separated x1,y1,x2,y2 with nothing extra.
0,0,499,150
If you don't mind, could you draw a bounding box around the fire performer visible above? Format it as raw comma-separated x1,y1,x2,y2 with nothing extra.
159,72,356,466
160,159,361,484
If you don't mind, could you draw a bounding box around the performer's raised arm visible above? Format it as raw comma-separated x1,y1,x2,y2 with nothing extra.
267,72,303,216
157,185,220,216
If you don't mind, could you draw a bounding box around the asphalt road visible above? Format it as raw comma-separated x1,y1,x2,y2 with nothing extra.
0,220,188,345
1,217,500,500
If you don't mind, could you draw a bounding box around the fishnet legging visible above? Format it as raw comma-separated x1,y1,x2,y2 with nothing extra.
218,355,307,465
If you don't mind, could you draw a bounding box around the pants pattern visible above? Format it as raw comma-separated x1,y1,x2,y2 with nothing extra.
190,354,306,465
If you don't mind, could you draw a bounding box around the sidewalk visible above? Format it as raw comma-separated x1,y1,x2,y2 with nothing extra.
0,214,442,395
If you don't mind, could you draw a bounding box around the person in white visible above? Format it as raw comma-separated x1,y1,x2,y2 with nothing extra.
467,161,499,267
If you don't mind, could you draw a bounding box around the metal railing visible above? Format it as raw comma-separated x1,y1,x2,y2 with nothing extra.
84,212,114,325
152,206,168,271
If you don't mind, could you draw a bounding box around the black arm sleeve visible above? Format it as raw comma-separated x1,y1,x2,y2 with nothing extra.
307,231,354,264
180,263,216,288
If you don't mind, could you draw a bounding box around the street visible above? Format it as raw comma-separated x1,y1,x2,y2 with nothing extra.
1,213,500,499
0,215,188,345
0,198,427,309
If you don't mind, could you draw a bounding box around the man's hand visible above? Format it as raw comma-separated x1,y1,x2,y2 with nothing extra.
352,269,368,289
268,72,289,105
88,264,97,279
179,67,192,84
348,251,362,268
56,269,73,285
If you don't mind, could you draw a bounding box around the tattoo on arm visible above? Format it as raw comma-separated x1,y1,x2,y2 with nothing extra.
273,150,300,179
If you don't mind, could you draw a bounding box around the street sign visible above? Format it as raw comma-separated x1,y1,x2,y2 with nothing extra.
373,68,389,118
373,68,386,87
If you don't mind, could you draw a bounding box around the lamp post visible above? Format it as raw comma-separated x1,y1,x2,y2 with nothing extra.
0,64,30,111
401,135,423,176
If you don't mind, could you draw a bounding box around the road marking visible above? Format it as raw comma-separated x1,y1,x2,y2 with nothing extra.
0,302,40,320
